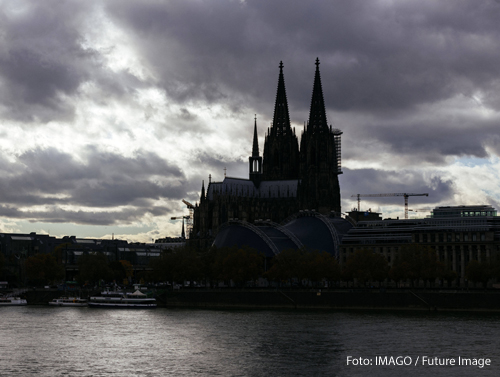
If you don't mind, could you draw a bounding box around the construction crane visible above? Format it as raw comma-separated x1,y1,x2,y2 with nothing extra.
351,193,429,219
182,199,195,237
170,215,190,239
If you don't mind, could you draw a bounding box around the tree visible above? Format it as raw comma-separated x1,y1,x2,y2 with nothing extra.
342,249,389,286
149,246,204,285
265,248,309,284
149,250,175,283
265,248,339,287
120,260,134,279
53,242,76,264
420,248,445,286
24,253,64,286
489,252,500,281
441,267,458,287
200,246,219,284
108,261,127,283
466,260,491,288
390,245,443,287
214,246,264,286
303,250,340,286
77,252,112,285
173,247,203,284
389,259,412,286
0,252,5,278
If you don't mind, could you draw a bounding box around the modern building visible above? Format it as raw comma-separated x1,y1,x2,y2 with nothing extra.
213,210,353,258
0,233,167,284
339,205,500,285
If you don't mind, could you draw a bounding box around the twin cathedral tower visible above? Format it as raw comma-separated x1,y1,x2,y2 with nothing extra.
192,59,342,242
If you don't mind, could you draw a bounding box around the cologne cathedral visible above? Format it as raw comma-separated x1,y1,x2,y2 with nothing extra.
191,59,344,251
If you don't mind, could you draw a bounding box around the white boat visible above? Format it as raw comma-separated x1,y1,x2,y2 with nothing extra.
0,296,27,306
88,289,157,308
49,297,88,307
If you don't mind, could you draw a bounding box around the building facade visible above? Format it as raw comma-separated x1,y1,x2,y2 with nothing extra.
339,205,500,285
0,232,178,285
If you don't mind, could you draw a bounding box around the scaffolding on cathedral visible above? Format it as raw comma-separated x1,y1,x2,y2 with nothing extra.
333,128,343,174
182,199,194,237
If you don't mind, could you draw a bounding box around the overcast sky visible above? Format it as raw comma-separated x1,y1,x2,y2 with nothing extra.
1,0,500,242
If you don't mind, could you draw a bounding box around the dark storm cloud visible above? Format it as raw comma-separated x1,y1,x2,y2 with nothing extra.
192,150,246,178
1,0,499,232
0,204,171,226
341,167,454,207
0,1,142,122
182,149,249,204
103,0,500,163
3,0,498,133
374,120,493,160
0,2,89,121
0,147,185,224
343,113,500,166
104,0,500,109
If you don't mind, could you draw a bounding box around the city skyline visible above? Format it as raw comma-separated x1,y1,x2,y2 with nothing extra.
1,0,500,242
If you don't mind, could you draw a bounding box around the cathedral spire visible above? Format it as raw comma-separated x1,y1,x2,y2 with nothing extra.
307,58,328,132
262,60,300,181
249,116,263,187
271,61,291,136
200,180,205,202
252,115,259,157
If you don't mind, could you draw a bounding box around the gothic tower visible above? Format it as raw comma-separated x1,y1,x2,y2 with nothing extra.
190,58,343,250
262,61,300,181
299,58,342,214
249,116,263,187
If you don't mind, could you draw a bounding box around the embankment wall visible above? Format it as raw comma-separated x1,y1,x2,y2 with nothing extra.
158,289,500,312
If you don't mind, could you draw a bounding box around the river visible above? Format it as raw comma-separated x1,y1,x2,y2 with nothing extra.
0,307,498,376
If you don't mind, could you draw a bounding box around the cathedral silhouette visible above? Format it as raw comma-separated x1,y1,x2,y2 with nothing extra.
191,59,344,251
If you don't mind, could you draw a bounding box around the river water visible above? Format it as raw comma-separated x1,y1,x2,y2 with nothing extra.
0,306,499,376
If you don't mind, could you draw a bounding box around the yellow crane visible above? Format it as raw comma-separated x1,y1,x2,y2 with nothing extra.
351,193,429,219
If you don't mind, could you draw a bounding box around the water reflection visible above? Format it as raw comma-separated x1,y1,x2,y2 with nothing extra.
0,307,499,376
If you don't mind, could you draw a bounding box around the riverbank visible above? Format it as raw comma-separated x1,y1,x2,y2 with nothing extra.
158,289,500,312
16,288,500,312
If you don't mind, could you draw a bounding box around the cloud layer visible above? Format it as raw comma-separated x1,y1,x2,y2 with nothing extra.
1,0,500,240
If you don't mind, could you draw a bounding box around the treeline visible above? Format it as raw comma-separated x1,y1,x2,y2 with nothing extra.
345,245,500,288
148,245,500,288
148,246,341,287
9,243,500,288
12,251,134,287
149,245,264,287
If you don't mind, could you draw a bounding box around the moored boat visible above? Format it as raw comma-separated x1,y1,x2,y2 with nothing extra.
0,296,28,306
88,289,156,308
49,297,88,307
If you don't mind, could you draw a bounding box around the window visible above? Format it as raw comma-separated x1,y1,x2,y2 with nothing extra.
464,233,469,242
